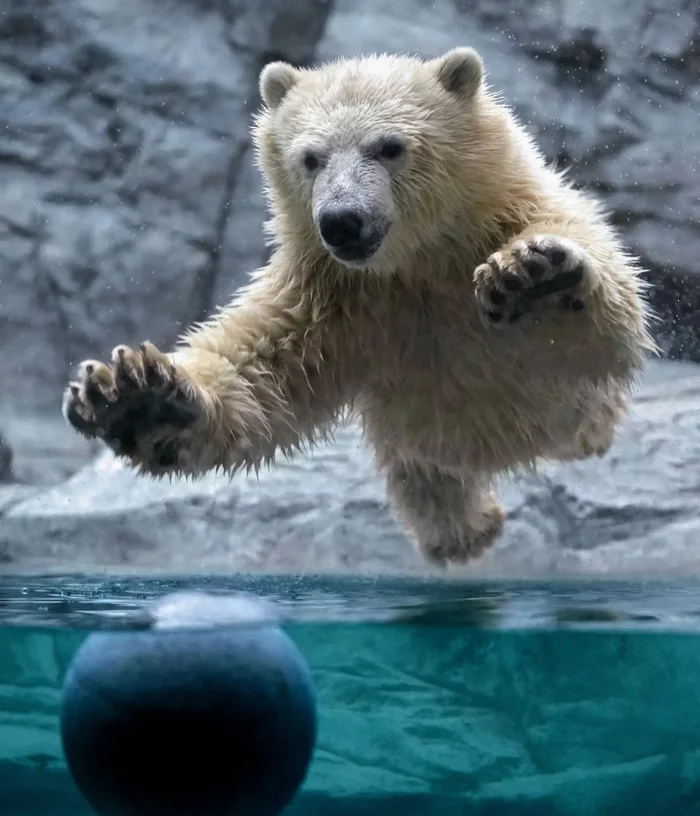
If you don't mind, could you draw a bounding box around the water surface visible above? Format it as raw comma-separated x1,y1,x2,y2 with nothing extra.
2,574,700,815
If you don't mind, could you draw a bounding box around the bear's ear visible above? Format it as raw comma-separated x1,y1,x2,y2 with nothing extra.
259,61,300,110
434,47,484,98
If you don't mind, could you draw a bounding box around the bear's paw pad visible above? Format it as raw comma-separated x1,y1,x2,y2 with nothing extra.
474,234,593,325
62,342,200,468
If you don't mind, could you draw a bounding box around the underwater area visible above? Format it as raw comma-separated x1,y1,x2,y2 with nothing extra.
3,574,700,815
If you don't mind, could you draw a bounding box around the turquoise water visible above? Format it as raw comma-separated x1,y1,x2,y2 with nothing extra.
3,575,700,814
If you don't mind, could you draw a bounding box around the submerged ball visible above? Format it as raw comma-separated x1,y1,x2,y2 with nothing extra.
60,597,317,816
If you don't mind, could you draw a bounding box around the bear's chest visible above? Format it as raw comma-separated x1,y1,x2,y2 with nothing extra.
359,285,493,392
351,287,537,469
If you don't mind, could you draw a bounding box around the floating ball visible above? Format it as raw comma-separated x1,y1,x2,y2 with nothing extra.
60,594,317,816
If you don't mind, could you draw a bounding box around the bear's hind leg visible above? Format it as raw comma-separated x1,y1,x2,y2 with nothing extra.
386,460,505,567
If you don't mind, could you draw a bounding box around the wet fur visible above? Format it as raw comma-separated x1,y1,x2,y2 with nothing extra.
62,49,656,567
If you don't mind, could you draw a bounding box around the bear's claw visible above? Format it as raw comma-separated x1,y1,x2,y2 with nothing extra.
474,234,593,324
62,341,200,468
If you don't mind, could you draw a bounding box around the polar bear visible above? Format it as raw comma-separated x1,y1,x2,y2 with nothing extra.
62,48,656,566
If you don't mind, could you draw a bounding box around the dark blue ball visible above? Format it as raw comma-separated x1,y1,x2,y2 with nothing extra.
60,620,317,816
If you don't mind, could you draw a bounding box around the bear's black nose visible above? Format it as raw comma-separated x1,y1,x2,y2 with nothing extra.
319,208,364,248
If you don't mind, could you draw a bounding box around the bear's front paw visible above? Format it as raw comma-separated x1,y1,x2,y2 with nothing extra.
62,341,203,474
474,234,594,324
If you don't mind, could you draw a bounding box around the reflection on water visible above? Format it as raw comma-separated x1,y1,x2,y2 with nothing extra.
2,573,700,632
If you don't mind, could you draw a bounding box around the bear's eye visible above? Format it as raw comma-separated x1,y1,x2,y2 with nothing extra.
303,152,320,172
376,138,405,161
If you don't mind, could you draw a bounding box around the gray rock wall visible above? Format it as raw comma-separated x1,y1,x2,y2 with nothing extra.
0,0,332,415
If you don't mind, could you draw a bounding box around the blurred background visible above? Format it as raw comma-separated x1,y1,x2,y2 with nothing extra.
0,0,698,577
